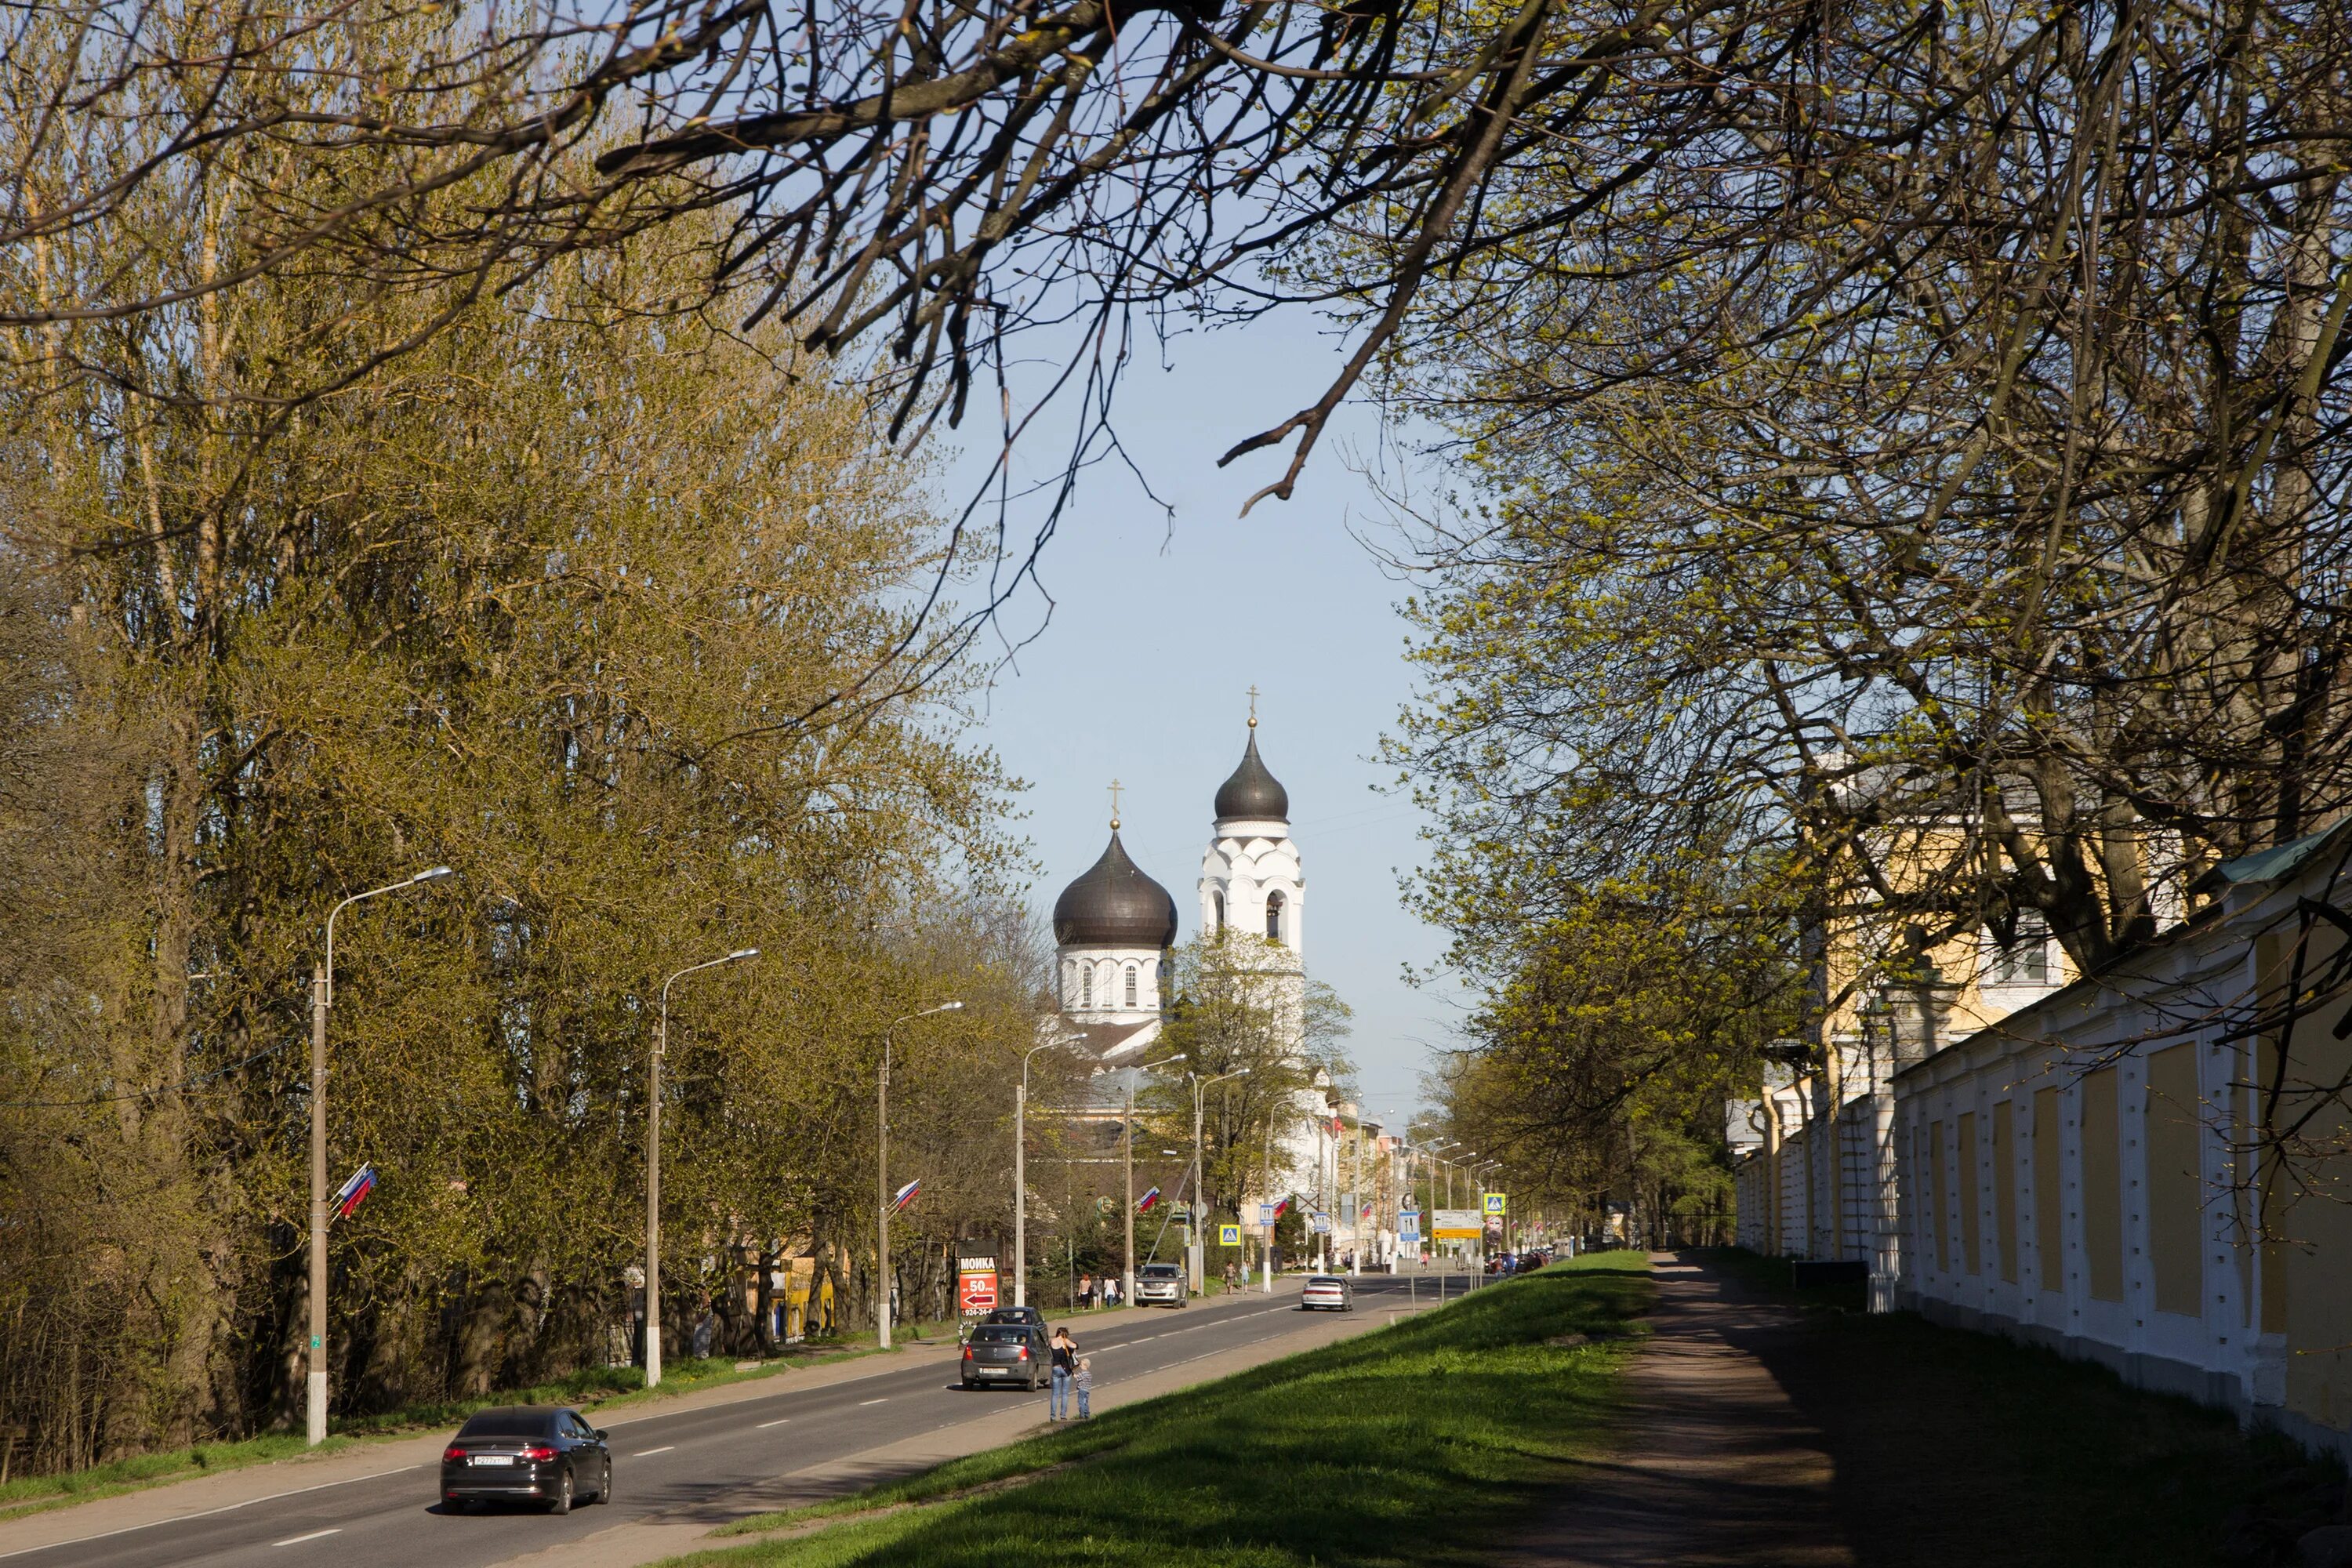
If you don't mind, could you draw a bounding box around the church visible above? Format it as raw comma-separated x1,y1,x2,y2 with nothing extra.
1045,711,1336,1206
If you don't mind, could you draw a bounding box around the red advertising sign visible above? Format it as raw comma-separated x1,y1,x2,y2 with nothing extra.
957,1268,999,1316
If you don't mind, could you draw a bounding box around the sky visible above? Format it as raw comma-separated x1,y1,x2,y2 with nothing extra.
935,309,1468,1132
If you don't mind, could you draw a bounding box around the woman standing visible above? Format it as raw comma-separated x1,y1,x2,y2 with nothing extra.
1049,1326,1080,1420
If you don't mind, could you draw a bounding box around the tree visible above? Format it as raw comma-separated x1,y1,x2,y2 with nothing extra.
1147,931,1352,1226
0,155,1027,1466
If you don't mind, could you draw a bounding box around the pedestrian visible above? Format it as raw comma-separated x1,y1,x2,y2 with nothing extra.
1048,1326,1078,1420
1078,1272,1093,1310
1074,1355,1094,1419
1104,1277,1119,1308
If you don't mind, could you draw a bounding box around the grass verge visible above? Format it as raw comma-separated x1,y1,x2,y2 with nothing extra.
666,1254,1652,1568
1690,1247,2347,1567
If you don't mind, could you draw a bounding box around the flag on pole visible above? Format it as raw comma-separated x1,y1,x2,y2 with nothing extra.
1135,1186,1161,1213
1330,1112,1344,1136
1271,1196,1292,1220
332,1163,378,1221
891,1178,920,1214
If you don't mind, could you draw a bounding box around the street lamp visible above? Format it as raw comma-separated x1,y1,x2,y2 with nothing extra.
308,863,455,1446
880,1001,964,1349
1189,1068,1250,1292
646,946,760,1388
1014,1036,1062,1308
1124,1055,1181,1305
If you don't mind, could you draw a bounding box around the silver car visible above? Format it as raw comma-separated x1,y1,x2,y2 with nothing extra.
1135,1261,1189,1307
1300,1275,1354,1311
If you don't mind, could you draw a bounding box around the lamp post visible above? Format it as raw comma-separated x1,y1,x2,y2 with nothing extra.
879,1001,963,1349
1189,1068,1250,1293
1014,1038,1061,1308
646,946,760,1388
1123,1055,1180,1305
309,864,455,1446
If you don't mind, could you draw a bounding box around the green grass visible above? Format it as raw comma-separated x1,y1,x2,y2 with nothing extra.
668,1254,1652,1568
1688,1247,2347,1567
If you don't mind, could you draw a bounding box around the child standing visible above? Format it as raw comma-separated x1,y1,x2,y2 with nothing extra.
1073,1356,1094,1419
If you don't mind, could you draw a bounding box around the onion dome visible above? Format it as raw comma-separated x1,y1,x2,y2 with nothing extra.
1213,729,1289,822
1053,832,1179,949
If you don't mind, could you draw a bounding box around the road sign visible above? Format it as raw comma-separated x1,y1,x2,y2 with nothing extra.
1257,1203,1277,1226
1398,1213,1421,1243
1219,1223,1242,1247
1483,1191,1507,1216
1434,1208,1482,1240
1309,1211,1331,1234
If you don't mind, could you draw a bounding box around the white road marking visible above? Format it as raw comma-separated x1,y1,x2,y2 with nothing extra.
634,1446,675,1457
858,1399,887,1406
0,1466,428,1561
756,1417,792,1429
272,1530,343,1547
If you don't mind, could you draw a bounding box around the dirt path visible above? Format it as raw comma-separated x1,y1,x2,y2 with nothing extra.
1499,1253,1853,1568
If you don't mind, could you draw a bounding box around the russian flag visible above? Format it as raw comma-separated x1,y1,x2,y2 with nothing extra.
332,1163,378,1221
891,1178,920,1214
1136,1186,1161,1213
1271,1196,1292,1220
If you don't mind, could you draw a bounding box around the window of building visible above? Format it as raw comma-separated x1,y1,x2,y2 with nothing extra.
1080,965,1093,1008
1989,913,2053,985
1123,964,1139,1008
1266,890,1286,942
1213,891,1225,931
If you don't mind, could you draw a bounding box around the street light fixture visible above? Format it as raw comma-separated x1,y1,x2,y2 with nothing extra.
1123,1055,1181,1305
1014,1036,1064,1308
646,946,760,1388
307,864,456,1445
1188,1067,1250,1292
880,1001,964,1349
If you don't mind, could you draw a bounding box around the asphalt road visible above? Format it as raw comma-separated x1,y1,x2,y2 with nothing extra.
10,1276,1436,1568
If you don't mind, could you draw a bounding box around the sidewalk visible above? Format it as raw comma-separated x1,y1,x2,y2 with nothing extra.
1499,1253,1852,1568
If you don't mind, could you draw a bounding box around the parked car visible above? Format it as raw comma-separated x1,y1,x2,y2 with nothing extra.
441,1406,610,1514
1135,1261,1189,1308
1299,1275,1354,1311
961,1323,1049,1389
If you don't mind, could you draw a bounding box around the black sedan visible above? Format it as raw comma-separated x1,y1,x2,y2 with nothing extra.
985,1305,1046,1327
441,1405,611,1514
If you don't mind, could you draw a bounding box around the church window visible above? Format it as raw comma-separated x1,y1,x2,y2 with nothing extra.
1080,965,1093,1008
1213,891,1225,931
1124,965,1139,1007
1266,890,1286,942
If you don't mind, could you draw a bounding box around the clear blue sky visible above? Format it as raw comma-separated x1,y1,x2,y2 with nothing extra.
938,310,1465,1131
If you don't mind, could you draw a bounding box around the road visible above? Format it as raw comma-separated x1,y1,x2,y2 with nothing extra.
6,1276,1441,1568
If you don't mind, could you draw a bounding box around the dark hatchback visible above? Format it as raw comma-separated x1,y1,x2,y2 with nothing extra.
960,1323,1048,1389
441,1405,612,1514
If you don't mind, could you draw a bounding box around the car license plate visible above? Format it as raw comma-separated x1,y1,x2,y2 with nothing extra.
472,1454,515,1466
979,1367,1006,1376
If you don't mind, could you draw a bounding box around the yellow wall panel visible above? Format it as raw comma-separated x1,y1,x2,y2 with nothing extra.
1993,1101,2018,1285
2146,1042,2203,1319
2082,1069,2125,1304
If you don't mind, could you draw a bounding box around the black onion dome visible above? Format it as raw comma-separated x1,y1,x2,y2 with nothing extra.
1213,731,1290,822
1053,832,1179,948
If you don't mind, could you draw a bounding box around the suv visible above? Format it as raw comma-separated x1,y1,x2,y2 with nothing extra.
1135,1262,1189,1308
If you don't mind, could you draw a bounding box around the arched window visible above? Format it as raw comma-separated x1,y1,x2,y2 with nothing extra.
1064,960,1076,1007
1266,890,1286,942
1213,891,1226,931
1124,964,1139,1007
1080,964,1093,1008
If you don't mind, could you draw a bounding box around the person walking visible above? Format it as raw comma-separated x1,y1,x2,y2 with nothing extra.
1074,1356,1094,1420
1078,1272,1093,1310
1048,1326,1079,1420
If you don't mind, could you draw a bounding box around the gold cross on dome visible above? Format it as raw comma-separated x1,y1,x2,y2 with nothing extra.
1109,778,1123,828
1247,684,1260,726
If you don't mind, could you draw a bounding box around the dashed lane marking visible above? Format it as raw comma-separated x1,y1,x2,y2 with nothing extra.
273,1530,342,1547
634,1446,675,1457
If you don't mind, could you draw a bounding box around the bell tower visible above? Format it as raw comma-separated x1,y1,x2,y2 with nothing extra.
1199,691,1302,964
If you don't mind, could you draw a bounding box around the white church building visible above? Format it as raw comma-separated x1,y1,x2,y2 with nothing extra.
1047,715,1338,1218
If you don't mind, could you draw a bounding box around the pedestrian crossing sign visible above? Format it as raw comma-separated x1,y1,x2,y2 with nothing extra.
1219,1223,1241,1247
1483,1192,1508,1215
